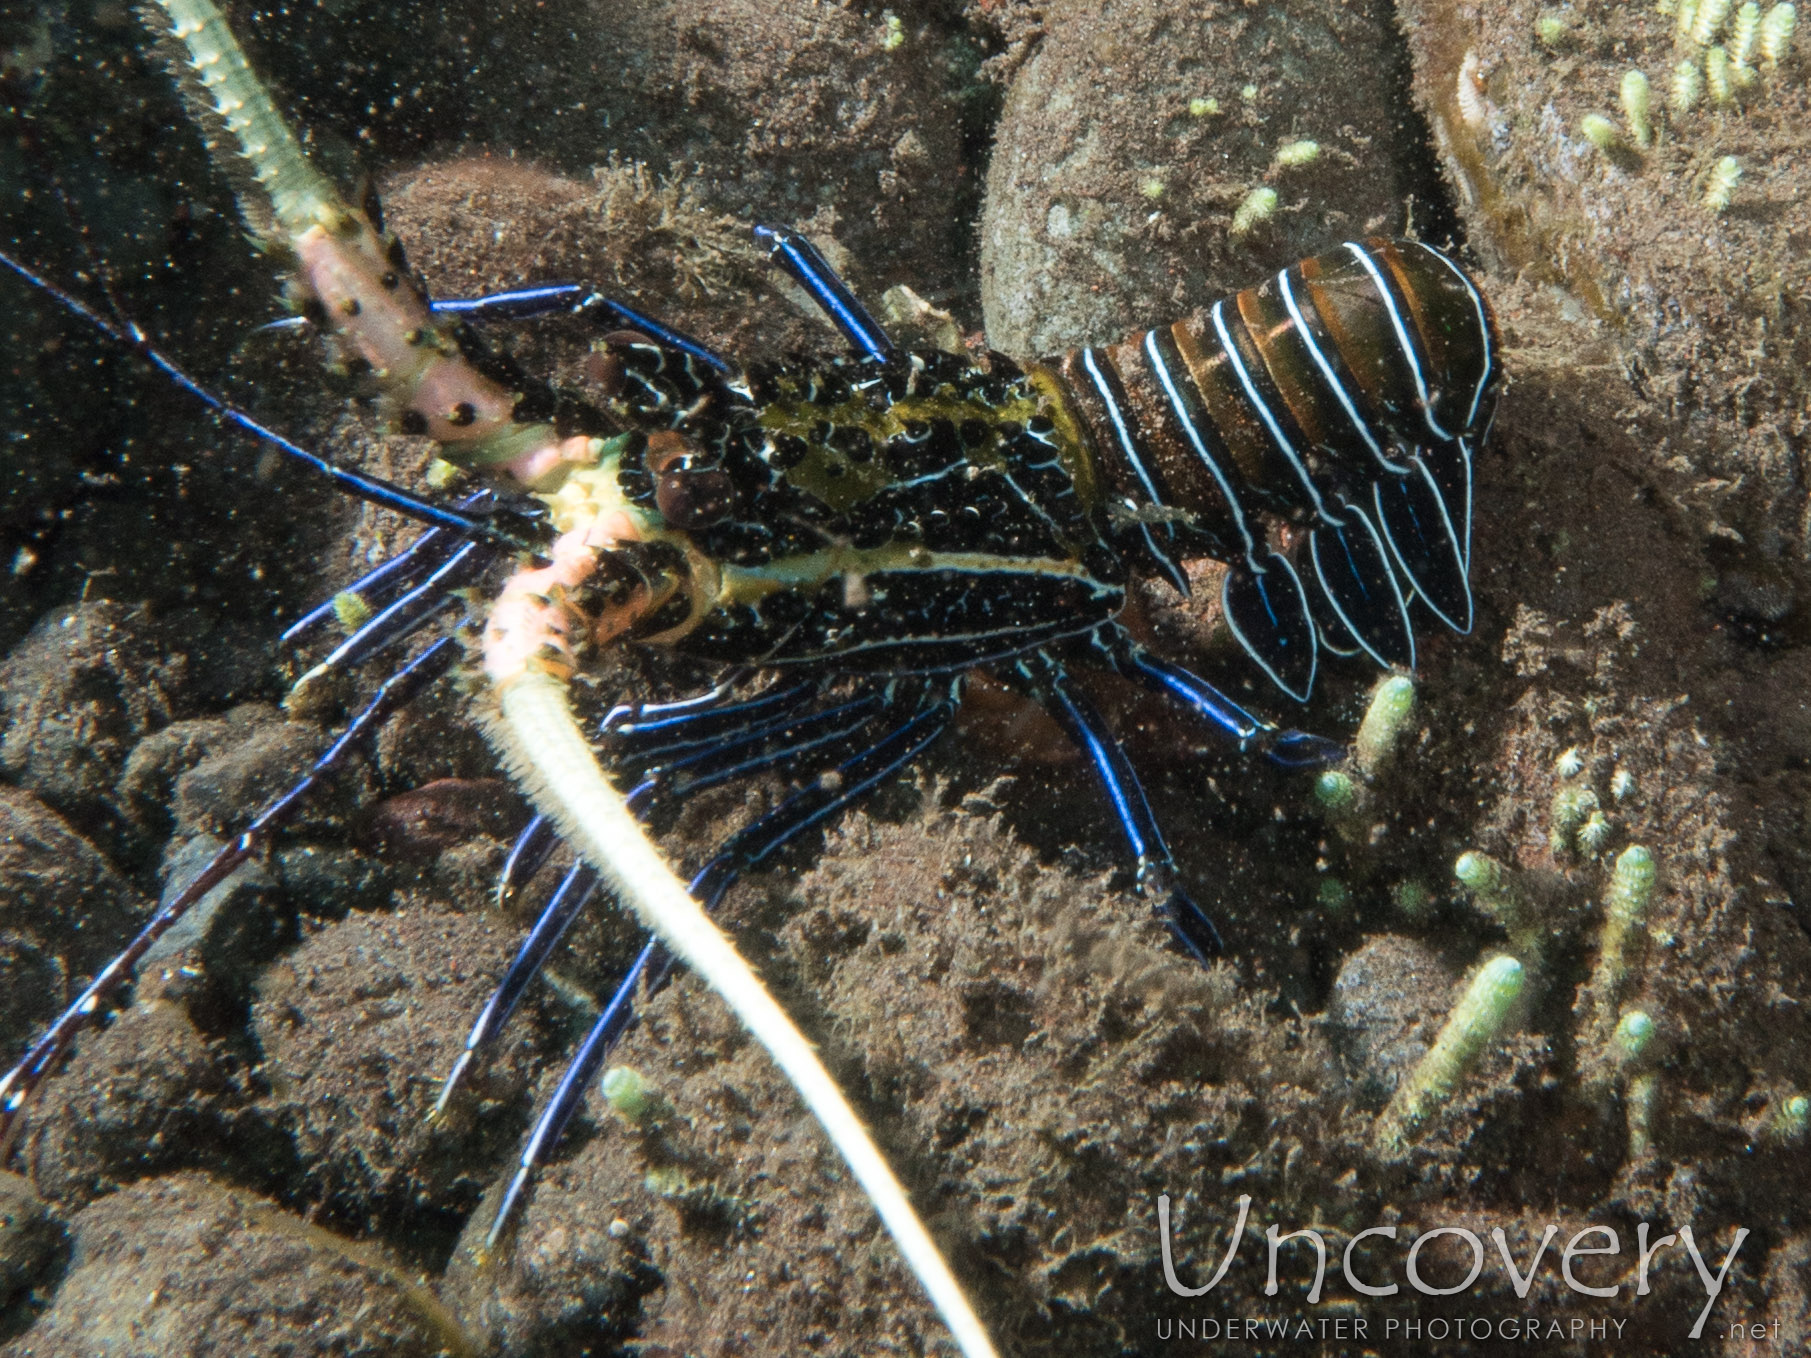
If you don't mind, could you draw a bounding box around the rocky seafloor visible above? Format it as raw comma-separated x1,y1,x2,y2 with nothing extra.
2,0,1810,1353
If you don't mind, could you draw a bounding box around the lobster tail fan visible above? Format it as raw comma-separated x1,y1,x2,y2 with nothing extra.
1303,547,1363,659
1416,437,1474,572
1222,549,1318,702
1308,501,1415,671
1374,460,1473,635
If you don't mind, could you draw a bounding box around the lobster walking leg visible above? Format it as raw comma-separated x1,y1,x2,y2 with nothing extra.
496,815,562,912
486,678,961,1246
1100,627,1347,767
288,539,496,701
754,223,897,361
434,860,602,1118
0,636,461,1159
1013,649,1226,962
280,492,499,645
443,677,922,1116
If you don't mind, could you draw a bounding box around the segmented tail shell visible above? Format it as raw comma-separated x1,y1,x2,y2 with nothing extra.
1046,238,1500,700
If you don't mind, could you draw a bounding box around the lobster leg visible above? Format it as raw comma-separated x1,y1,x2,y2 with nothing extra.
602,677,823,753
0,636,461,1160
440,678,888,1111
280,492,499,646
624,690,892,814
567,292,737,375
1100,629,1347,769
1012,650,1225,962
484,678,960,1245
754,223,897,362
433,860,602,1118
496,814,562,912
287,539,496,702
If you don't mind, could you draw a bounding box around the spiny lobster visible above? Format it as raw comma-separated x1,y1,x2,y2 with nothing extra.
0,0,1499,1351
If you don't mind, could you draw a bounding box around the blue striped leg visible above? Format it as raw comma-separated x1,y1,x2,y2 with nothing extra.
432,860,601,1118
281,491,498,646
601,677,822,756
262,281,735,380
1098,629,1346,769
257,283,589,335
565,293,735,376
437,678,883,1115
287,539,495,699
484,678,959,1245
753,224,896,362
496,815,561,913
1013,650,1225,963
0,637,460,1160
623,690,893,817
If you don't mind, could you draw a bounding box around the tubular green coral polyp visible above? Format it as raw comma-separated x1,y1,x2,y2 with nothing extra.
1378,956,1524,1149
1354,675,1415,777
1612,1010,1657,1067
1588,845,1657,1032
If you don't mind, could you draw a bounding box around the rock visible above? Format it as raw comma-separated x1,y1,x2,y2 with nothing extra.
0,603,180,829
251,907,541,1223
4,1173,474,1358
1327,933,1463,1107
446,803,1359,1355
1395,0,1811,547
981,0,1425,356
19,998,227,1208
0,1172,62,1321
0,786,148,1056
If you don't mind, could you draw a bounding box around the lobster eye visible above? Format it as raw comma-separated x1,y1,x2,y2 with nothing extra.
656,464,735,529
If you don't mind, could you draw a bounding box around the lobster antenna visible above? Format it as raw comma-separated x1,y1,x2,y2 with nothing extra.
488,671,1000,1358
132,1,1002,1351
136,0,339,244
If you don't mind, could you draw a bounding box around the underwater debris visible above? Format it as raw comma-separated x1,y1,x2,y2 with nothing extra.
1377,954,1525,1150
